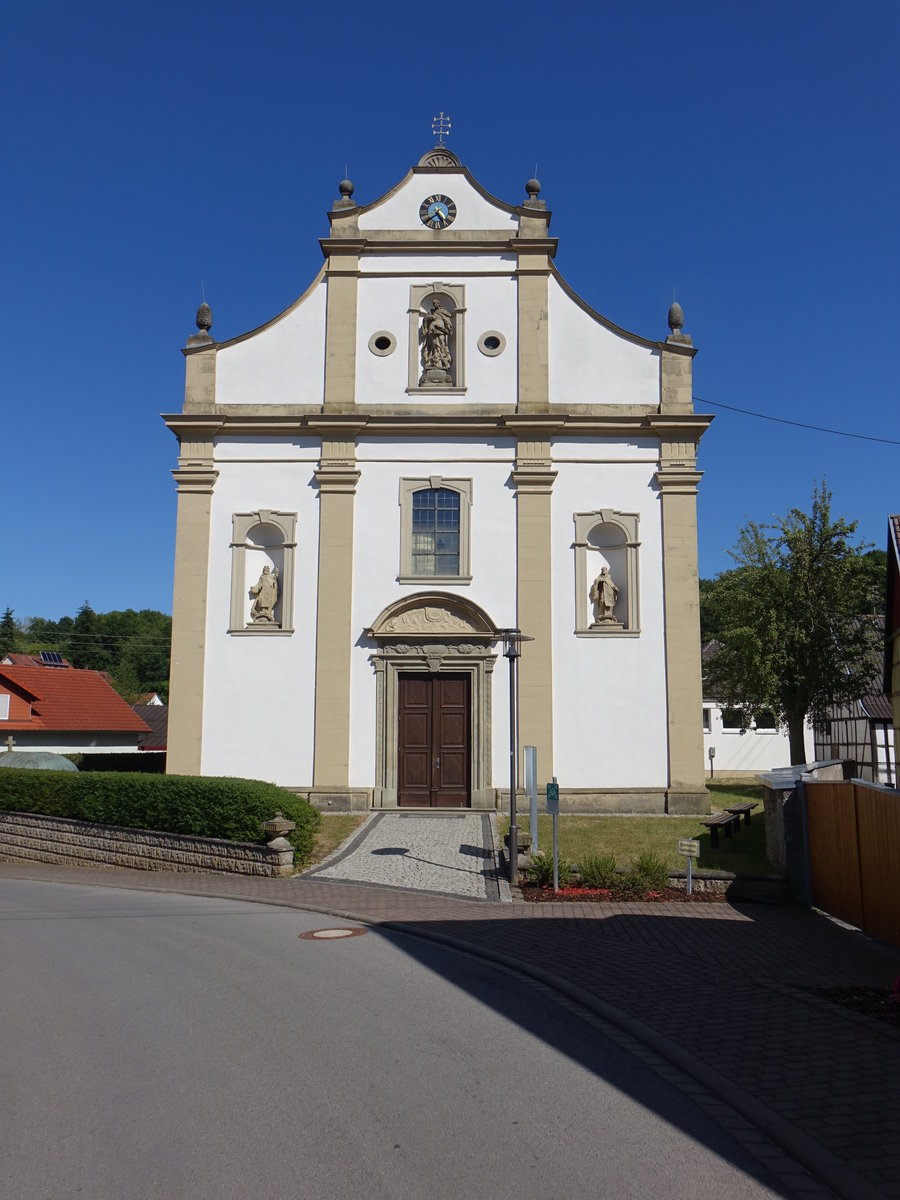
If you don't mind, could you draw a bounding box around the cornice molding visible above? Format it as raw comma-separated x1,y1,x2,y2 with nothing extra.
161,409,715,446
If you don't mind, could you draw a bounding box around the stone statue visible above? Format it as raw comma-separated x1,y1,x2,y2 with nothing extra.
420,299,453,385
249,564,279,624
590,565,620,626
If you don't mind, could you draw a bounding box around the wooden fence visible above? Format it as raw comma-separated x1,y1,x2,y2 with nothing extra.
804,779,900,948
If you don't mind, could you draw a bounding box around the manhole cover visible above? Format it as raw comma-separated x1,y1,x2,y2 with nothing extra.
299,927,367,941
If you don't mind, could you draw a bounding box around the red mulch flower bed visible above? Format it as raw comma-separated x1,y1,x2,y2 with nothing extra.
812,982,900,1030
520,884,726,904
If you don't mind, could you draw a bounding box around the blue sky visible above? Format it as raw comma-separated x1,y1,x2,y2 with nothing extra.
3,0,898,621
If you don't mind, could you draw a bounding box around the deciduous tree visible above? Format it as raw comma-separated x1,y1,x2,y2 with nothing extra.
704,483,881,764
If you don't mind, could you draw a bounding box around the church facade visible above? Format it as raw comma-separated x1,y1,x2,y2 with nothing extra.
164,141,712,813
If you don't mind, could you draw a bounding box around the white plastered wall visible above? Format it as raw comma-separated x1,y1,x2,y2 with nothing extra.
355,269,518,405
349,437,517,789
548,276,660,406
550,446,669,788
703,707,814,773
215,280,327,407
357,173,518,232
201,437,320,785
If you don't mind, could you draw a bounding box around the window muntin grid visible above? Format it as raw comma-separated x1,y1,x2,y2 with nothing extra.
411,488,460,576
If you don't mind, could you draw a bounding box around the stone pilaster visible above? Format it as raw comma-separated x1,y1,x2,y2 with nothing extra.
510,428,557,783
655,444,709,813
182,333,217,413
311,423,361,792
514,220,554,412
660,335,696,415
322,239,362,412
167,426,218,776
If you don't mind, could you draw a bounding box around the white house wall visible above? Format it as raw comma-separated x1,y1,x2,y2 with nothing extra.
548,276,660,406
215,279,327,407
349,440,518,788
550,452,669,788
702,706,815,774
201,450,320,785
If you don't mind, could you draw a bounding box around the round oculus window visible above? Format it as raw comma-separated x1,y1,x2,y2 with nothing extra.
368,331,397,357
477,330,507,357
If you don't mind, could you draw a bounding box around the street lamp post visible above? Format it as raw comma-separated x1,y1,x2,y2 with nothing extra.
502,629,523,885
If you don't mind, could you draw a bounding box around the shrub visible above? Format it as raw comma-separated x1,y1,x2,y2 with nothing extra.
0,772,320,866
628,851,670,895
579,852,618,890
527,850,572,888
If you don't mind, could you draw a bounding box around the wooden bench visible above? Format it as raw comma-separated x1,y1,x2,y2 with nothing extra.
701,811,742,850
725,802,756,827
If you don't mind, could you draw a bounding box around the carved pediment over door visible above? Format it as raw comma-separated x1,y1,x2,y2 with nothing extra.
366,592,498,641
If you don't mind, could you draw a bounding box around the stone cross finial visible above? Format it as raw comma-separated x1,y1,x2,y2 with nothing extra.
5,735,15,752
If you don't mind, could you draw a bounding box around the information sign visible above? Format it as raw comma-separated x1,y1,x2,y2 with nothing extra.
677,838,700,858
546,781,559,815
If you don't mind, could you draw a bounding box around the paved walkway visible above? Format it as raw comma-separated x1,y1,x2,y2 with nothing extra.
305,811,511,901
2,854,898,1200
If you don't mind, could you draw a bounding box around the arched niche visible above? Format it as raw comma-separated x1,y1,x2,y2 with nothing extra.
229,509,297,634
365,592,498,808
407,281,467,394
573,510,641,635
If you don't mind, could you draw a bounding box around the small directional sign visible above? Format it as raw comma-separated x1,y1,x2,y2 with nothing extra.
678,838,700,858
546,781,560,814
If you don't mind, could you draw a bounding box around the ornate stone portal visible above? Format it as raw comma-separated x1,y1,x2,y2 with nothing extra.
366,593,499,808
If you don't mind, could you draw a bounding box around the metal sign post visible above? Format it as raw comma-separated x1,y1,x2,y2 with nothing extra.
524,745,538,856
708,745,716,780
677,838,700,896
546,778,560,893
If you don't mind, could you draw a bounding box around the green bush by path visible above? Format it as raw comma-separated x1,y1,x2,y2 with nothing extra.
580,852,618,889
527,850,572,887
0,772,320,866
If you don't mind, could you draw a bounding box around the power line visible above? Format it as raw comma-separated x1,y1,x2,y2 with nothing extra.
695,396,900,447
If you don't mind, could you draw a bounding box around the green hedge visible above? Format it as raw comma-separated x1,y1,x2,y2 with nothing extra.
0,772,319,866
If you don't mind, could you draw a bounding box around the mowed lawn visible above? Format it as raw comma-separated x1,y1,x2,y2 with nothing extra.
304,813,367,868
497,782,775,875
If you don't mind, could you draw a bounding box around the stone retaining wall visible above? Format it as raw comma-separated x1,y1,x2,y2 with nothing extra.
0,811,294,877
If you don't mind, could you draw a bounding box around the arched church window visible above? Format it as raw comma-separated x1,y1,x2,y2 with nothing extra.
228,510,297,634
398,478,472,583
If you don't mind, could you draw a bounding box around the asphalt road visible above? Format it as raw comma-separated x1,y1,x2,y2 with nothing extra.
1,880,787,1200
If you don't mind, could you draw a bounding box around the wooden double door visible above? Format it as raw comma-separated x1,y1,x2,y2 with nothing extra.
398,673,470,807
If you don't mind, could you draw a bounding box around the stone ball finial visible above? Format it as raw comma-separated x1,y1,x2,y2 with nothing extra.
196,301,212,333
339,178,354,200
526,177,541,199
667,300,684,335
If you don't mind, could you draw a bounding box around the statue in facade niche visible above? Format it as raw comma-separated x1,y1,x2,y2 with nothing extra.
590,565,620,626
249,564,279,624
420,299,453,385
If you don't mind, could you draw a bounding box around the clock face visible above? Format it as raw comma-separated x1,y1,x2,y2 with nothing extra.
419,193,457,230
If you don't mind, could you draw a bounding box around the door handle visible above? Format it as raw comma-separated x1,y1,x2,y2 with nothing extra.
435,756,441,769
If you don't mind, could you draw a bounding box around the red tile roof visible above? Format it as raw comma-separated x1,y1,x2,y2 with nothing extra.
2,652,73,669
0,666,150,733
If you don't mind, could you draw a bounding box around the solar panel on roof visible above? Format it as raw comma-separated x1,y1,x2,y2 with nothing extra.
39,651,65,667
